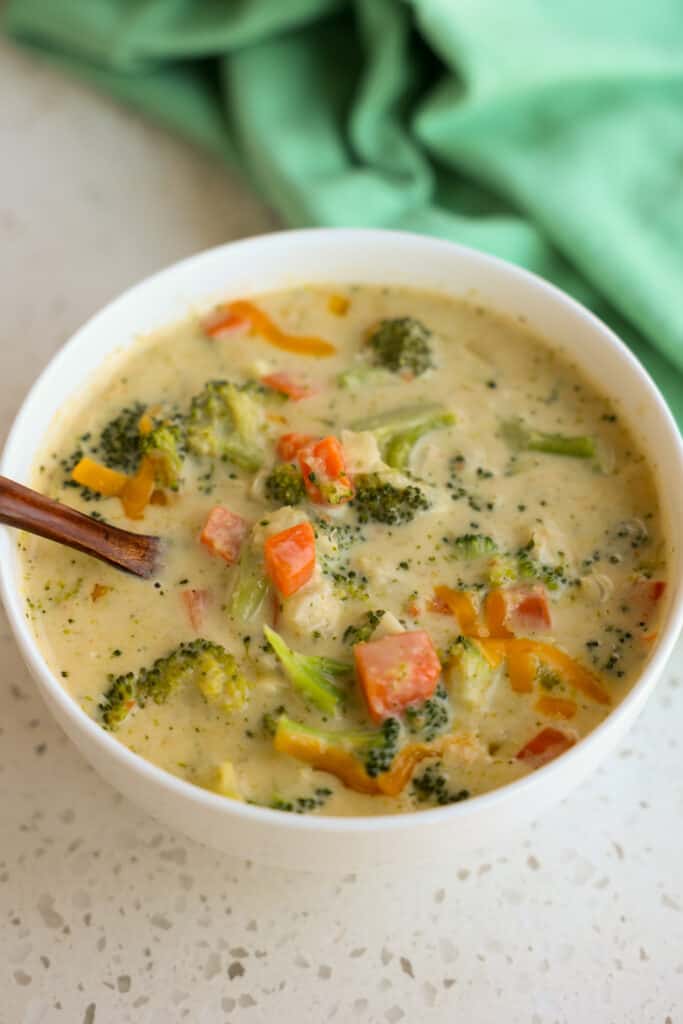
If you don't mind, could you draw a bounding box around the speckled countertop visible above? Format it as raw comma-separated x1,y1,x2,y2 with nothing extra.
1,35,683,1024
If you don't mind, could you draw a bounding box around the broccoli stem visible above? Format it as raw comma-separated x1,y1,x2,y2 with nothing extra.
263,626,351,714
526,433,595,458
230,547,269,622
352,403,455,470
502,418,595,459
337,366,394,391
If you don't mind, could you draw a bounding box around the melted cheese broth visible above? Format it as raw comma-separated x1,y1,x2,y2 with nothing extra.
20,286,667,815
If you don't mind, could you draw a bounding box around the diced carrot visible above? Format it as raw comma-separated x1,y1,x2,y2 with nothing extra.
404,600,421,618
354,631,441,723
510,586,552,632
485,585,551,637
181,588,209,631
298,436,354,506
261,372,318,401
200,507,249,565
277,432,318,462
71,457,128,497
535,695,577,720
120,456,156,519
221,300,336,357
431,586,486,637
201,306,251,339
327,294,350,316
150,489,168,506
264,522,316,597
516,727,575,766
91,583,110,602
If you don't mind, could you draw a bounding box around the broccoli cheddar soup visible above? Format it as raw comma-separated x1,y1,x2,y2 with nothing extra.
21,286,668,816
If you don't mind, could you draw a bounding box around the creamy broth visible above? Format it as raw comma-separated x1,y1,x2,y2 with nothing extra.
20,286,667,816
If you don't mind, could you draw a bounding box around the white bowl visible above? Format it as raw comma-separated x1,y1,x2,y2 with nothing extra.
2,229,682,870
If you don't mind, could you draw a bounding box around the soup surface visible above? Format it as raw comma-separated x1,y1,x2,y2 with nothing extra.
20,286,667,816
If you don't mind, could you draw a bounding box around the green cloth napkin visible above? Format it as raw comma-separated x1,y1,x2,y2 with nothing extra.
6,0,683,423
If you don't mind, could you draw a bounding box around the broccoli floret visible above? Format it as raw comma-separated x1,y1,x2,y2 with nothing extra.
404,681,452,742
99,673,136,730
141,416,187,490
368,318,434,377
352,403,455,471
516,541,568,590
364,717,402,777
449,533,497,561
487,554,518,587
270,787,332,814
95,403,146,473
412,761,470,805
99,639,248,730
264,463,305,505
262,704,287,737
501,417,595,459
352,473,430,525
273,714,402,779
264,626,352,714
342,609,386,646
186,380,265,471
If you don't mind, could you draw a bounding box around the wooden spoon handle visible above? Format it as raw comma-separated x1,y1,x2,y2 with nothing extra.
0,476,161,578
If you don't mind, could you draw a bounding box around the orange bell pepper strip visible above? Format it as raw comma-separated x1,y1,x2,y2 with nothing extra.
215,300,336,357
471,637,507,668
431,585,487,637
505,644,537,694
516,640,610,705
201,306,251,338
264,521,316,597
120,456,156,519
484,588,514,638
476,637,609,704
71,457,128,497
535,695,577,720
275,726,473,798
274,727,381,795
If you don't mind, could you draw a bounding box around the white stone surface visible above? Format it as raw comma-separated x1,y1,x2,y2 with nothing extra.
1,34,682,1024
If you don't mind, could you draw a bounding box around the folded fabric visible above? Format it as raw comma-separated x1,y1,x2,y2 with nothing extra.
6,0,683,422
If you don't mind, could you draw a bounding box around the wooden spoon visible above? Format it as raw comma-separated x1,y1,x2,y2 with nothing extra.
0,476,161,578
